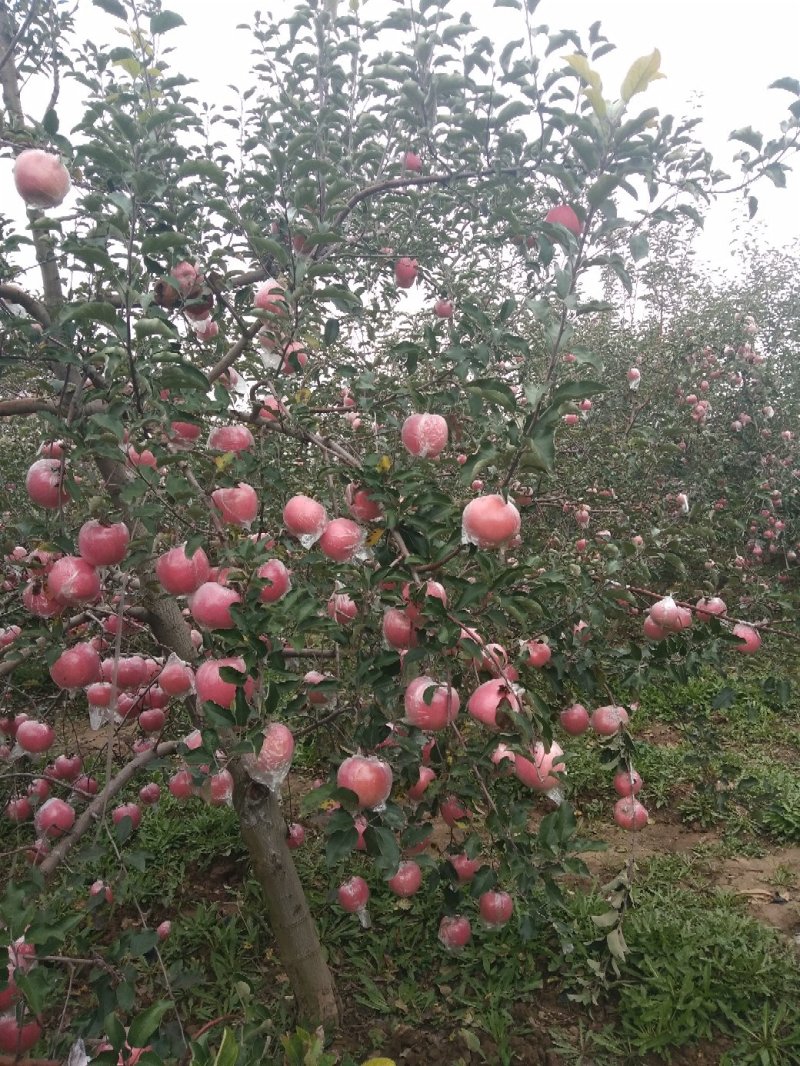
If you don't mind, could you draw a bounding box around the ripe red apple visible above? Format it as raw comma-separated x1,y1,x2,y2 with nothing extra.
90,879,113,904
545,203,581,236
251,722,295,777
195,656,255,708
434,298,454,318
394,257,418,288
283,494,328,543
591,705,630,736
327,591,357,623
613,768,643,797
467,678,521,730
694,596,727,622
649,595,691,632
440,795,470,827
345,483,383,522
401,412,449,458
449,853,481,882
318,518,363,562
169,769,195,800
732,623,761,653
338,875,370,913
337,755,393,809
5,796,32,822
157,920,172,940
614,797,649,830
14,148,70,208
257,559,291,603
402,151,422,172
155,543,210,595
25,458,69,509
438,915,471,951
16,720,55,755
207,425,255,453
462,494,521,548
170,420,202,443
303,670,335,706
112,803,141,830
0,1015,42,1055
138,708,167,733
382,607,418,650
158,656,194,696
643,615,668,640
77,520,130,567
47,556,100,606
523,640,551,668
139,782,161,805
211,483,258,527
408,765,436,801
514,741,565,791
479,890,513,927
387,860,422,897
559,703,590,736
189,582,241,629
254,279,287,314
35,797,75,838
50,642,101,689
404,676,460,730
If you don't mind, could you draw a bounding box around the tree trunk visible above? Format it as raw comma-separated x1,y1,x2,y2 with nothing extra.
231,762,339,1030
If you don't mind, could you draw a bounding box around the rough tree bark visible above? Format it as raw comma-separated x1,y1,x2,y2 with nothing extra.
231,762,339,1028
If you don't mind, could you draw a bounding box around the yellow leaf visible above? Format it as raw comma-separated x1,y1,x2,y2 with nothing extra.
565,53,602,92
361,1060,396,1066
620,49,665,103
376,455,392,473
214,452,235,472
295,387,312,403
366,528,384,547
584,87,608,119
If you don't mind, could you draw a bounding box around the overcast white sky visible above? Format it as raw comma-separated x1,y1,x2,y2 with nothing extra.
5,0,800,276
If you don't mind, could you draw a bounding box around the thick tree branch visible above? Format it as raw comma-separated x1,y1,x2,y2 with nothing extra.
0,282,51,326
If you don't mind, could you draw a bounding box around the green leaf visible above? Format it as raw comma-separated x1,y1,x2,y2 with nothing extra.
588,174,621,208
93,0,127,19
325,824,359,864
629,233,649,261
464,378,517,412
150,10,186,34
212,1028,240,1066
127,930,159,957
127,1001,172,1047
155,359,209,391
729,126,763,151
748,195,758,220
495,100,529,126
620,49,664,103
323,318,340,346
764,163,787,188
551,380,604,404
42,108,59,135
61,302,120,329
364,826,401,876
104,1013,127,1052
769,76,800,95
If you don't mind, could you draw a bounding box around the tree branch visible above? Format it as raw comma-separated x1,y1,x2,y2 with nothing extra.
0,282,51,326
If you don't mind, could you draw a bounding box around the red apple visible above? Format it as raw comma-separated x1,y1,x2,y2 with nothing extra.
337,755,393,809
394,257,418,288
14,148,70,208
545,203,581,236
462,495,521,548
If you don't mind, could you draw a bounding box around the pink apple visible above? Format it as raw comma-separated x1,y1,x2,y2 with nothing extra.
479,890,513,927
394,257,418,288
591,705,630,736
467,678,521,730
77,520,130,567
387,860,422,897
14,149,71,208
438,915,471,951
337,755,393,809
614,797,648,830
211,483,258,527
50,642,101,689
462,495,521,548
401,413,449,458
25,458,69,509
545,204,581,236
155,543,210,595
559,703,590,736
318,518,363,562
